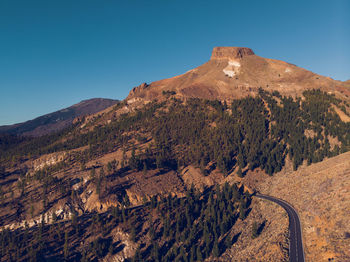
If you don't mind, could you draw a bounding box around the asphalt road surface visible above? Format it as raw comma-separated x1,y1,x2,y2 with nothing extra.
256,194,305,262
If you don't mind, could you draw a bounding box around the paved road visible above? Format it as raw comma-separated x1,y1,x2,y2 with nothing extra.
256,194,305,262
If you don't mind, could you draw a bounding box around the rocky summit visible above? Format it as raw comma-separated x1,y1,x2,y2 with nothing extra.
210,47,255,60
127,47,350,103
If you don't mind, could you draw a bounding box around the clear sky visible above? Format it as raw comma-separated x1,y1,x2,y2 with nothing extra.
0,0,349,125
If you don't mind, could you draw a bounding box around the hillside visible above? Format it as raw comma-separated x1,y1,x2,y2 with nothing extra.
257,151,350,261
0,98,119,137
0,47,350,261
1,90,349,260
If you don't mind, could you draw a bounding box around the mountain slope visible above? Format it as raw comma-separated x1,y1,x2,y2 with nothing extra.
0,98,119,137
258,151,350,261
0,47,350,261
127,47,350,102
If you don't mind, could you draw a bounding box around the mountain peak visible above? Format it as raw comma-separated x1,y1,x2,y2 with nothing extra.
211,47,255,60
126,47,350,102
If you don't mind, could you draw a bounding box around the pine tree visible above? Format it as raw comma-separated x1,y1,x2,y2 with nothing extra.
225,235,232,250
132,246,142,262
71,212,78,234
81,248,88,262
251,221,259,239
130,225,136,242
196,245,203,261
212,238,220,257
239,202,246,220
179,246,186,262
109,242,114,254
190,246,195,262
107,161,112,173
52,210,58,222
81,162,86,171
237,167,243,178
111,159,118,171
163,216,170,238
149,224,155,240
90,168,96,181
129,148,140,170
121,207,126,222
64,231,69,259
156,155,162,169
152,242,159,262
124,194,130,207
100,166,105,178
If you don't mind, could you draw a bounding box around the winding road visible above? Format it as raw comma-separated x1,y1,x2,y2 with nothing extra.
256,194,305,262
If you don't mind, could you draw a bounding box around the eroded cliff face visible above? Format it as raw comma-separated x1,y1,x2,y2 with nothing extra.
210,47,255,60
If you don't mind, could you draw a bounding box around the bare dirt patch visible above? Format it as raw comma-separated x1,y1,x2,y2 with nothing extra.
333,105,350,122
219,197,289,262
259,151,350,261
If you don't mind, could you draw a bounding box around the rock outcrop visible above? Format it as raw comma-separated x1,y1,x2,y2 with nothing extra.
211,46,255,60
128,82,149,97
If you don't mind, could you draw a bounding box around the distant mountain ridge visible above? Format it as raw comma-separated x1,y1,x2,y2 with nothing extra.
0,98,119,137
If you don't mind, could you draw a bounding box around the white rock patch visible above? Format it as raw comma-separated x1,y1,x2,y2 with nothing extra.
223,60,241,78
285,68,291,73
228,60,241,67
127,98,137,104
223,69,236,77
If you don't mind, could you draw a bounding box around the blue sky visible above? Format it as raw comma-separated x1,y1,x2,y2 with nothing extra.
0,0,349,125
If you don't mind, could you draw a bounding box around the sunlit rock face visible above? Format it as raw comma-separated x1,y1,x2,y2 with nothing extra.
126,46,350,102
210,47,255,60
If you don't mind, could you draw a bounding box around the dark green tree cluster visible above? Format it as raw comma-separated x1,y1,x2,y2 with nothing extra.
0,182,251,262
131,183,250,261
147,96,284,175
261,89,350,169
2,89,350,177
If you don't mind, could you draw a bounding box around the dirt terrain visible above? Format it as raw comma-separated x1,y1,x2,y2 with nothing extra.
259,151,350,261
218,197,289,262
